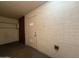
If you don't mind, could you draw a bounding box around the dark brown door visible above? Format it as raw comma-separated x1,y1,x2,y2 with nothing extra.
19,16,25,44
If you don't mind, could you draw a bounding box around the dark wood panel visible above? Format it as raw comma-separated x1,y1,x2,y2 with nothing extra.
19,16,25,44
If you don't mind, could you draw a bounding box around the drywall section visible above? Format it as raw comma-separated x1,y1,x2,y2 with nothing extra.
0,16,19,45
25,1,79,57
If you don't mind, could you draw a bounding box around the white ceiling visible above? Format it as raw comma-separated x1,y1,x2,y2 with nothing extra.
0,1,47,19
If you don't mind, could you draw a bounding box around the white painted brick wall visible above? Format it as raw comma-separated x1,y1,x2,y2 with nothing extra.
25,1,79,57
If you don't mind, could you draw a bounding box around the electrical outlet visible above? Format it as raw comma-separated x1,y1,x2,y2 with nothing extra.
54,45,59,51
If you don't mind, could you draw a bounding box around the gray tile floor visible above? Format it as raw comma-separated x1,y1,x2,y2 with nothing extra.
0,42,50,58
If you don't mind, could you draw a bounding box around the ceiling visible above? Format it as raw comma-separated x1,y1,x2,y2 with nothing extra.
0,1,47,19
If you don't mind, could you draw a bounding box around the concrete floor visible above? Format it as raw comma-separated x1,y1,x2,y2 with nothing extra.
0,42,50,58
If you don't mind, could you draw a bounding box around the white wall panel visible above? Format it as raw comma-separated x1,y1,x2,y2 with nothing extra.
25,1,79,57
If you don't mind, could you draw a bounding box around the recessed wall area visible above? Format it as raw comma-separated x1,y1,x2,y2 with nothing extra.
25,1,79,57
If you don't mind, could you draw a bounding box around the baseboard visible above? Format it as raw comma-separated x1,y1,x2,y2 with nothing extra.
0,41,19,46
